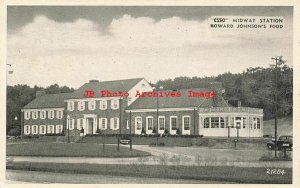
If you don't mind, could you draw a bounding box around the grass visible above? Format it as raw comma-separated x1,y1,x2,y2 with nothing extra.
6,142,150,157
6,162,292,184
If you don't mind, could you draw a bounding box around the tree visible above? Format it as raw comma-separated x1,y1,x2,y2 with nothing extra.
152,127,157,134
8,127,21,138
164,129,169,136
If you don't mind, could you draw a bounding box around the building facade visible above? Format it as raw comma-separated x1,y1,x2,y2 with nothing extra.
21,78,264,138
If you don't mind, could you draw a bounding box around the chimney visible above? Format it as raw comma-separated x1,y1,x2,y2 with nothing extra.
36,90,46,98
89,80,99,83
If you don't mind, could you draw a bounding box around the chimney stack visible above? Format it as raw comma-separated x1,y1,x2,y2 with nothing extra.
238,100,242,107
36,90,46,98
89,80,99,83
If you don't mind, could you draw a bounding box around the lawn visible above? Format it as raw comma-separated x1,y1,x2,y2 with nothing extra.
6,162,292,184
6,142,150,157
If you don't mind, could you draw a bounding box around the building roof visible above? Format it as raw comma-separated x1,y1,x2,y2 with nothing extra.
126,88,229,110
22,92,73,109
22,78,145,109
68,78,145,99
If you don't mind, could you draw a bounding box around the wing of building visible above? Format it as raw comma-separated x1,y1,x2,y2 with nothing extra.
21,78,263,138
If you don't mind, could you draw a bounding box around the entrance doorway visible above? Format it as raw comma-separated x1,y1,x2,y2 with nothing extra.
86,118,94,134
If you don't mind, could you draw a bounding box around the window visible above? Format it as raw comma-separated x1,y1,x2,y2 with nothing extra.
127,97,132,104
99,118,107,130
211,117,219,128
110,117,119,130
39,125,46,134
77,118,84,130
135,117,142,130
171,117,177,130
56,110,63,119
220,117,225,128
24,111,31,120
114,117,118,129
56,125,63,133
31,125,38,134
78,101,85,111
24,125,30,135
257,118,261,129
67,119,74,130
242,117,247,128
40,110,46,119
253,118,257,129
48,110,54,119
183,116,190,130
32,111,38,119
230,117,234,127
67,101,74,111
99,100,107,110
204,117,210,128
47,125,55,134
111,99,119,109
146,117,153,130
88,100,96,110
159,117,165,130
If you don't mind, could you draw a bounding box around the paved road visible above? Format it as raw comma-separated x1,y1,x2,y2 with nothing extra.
6,170,232,184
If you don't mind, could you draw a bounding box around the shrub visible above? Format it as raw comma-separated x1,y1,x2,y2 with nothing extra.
149,142,165,147
169,155,181,166
22,135,33,139
152,127,157,134
259,151,292,161
44,133,64,136
176,128,181,135
158,153,169,165
32,135,40,139
21,134,41,139
164,129,169,136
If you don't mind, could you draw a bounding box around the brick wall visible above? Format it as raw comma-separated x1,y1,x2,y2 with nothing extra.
126,109,199,135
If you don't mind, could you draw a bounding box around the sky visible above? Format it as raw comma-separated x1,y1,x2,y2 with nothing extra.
7,6,293,89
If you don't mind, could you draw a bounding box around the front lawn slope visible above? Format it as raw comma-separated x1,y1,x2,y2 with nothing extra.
6,142,150,157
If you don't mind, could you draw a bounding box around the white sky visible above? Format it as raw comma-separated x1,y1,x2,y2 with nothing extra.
7,7,293,89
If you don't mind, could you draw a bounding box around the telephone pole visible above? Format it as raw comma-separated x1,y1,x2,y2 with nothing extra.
271,56,286,158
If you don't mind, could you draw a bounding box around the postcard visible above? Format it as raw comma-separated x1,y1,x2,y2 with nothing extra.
1,0,299,186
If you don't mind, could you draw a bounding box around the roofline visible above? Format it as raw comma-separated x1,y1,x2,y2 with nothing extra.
125,107,198,112
83,77,144,84
21,107,64,111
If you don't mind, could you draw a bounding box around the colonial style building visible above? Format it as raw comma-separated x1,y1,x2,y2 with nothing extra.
21,78,263,138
